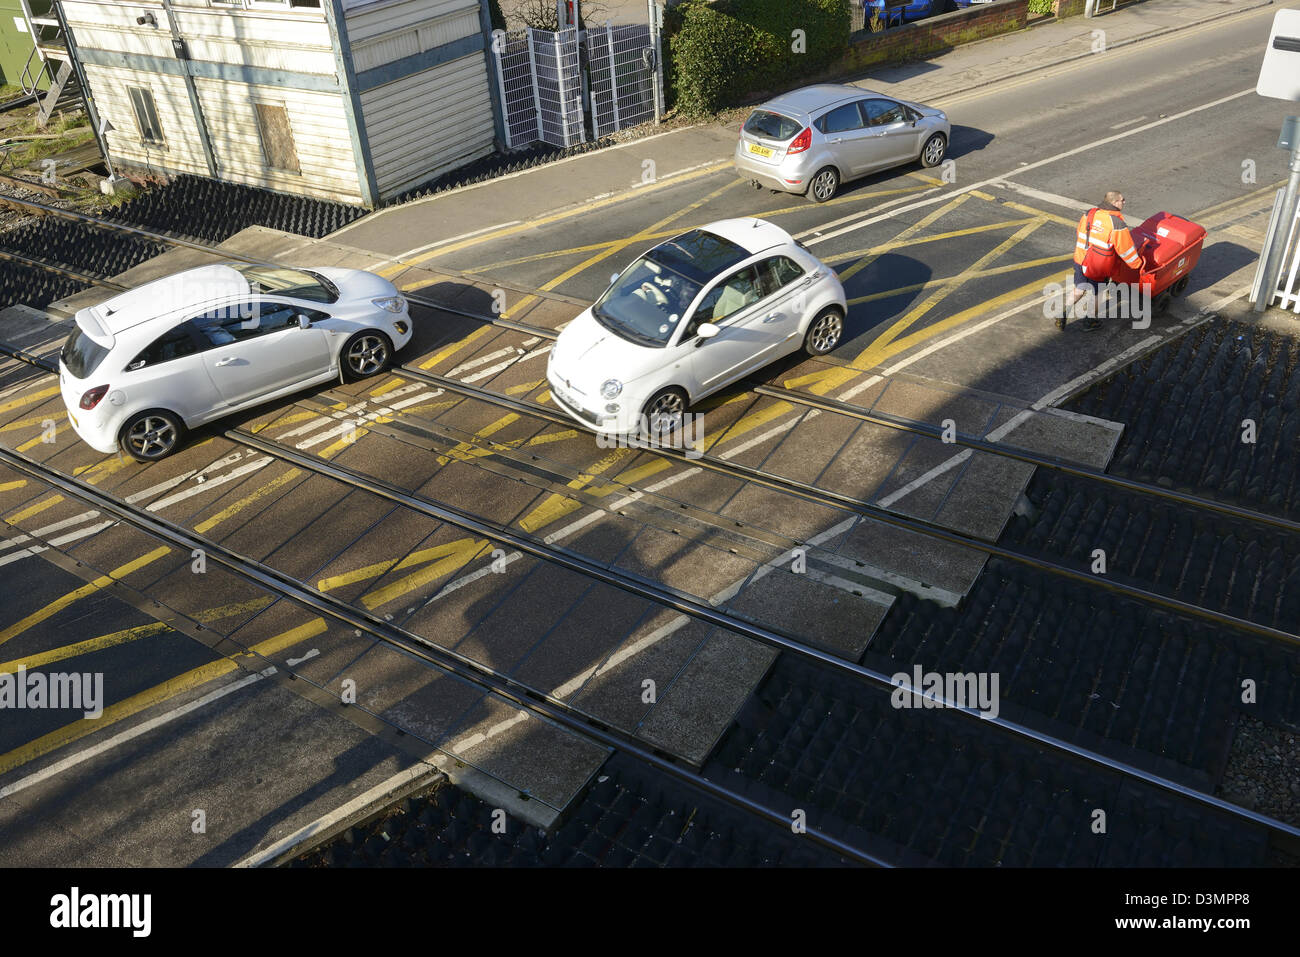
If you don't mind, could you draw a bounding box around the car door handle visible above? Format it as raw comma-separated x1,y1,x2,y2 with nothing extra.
829,137,843,144
214,357,237,367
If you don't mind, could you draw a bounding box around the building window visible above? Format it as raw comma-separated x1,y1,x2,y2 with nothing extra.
254,103,302,174
128,87,164,146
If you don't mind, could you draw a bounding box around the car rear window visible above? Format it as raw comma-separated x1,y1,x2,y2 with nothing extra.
744,110,802,142
61,324,109,379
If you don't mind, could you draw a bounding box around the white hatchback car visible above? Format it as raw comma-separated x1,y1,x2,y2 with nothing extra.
546,218,847,436
58,262,413,461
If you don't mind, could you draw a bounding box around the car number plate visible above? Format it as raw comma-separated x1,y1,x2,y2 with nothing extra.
748,143,774,158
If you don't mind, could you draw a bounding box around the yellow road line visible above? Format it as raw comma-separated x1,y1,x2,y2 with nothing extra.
417,324,491,372
0,546,172,648
837,194,971,283
359,538,494,611
252,410,320,434
0,385,58,417
0,480,25,493
0,411,65,434
846,253,1071,306
194,468,302,534
0,596,275,673
5,494,63,524
517,446,637,533
850,218,1047,370
435,411,520,466
994,198,1077,228
16,421,69,452
377,161,733,276
0,616,328,777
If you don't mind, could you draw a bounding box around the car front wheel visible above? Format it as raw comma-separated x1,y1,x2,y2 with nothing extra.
342,331,393,381
807,167,840,203
120,409,186,462
920,133,946,169
640,387,689,437
803,308,844,356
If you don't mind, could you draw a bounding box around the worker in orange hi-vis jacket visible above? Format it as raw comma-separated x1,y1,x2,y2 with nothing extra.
1062,190,1143,332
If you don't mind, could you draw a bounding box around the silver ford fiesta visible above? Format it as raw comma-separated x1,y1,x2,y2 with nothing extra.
733,84,951,203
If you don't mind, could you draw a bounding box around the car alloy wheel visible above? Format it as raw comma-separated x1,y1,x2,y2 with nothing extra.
809,167,839,203
921,134,946,168
804,309,843,356
344,333,391,379
643,388,686,436
122,411,182,462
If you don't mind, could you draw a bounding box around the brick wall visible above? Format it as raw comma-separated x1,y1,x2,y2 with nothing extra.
831,0,1029,74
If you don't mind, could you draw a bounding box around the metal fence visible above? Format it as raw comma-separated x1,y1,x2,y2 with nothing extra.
1257,194,1300,313
492,18,661,151
585,23,657,139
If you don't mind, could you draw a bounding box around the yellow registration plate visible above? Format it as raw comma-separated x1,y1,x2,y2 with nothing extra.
748,143,774,158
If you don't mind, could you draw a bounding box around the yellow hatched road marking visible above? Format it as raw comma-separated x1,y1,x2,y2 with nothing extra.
0,616,328,777
435,412,520,466
0,411,65,434
851,219,1047,371
846,253,1071,306
838,194,971,283
17,422,69,452
826,216,1040,266
416,324,491,371
0,480,25,493
0,546,172,648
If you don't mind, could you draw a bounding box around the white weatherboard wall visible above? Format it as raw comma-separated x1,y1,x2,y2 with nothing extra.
359,54,494,197
347,0,495,200
61,0,365,204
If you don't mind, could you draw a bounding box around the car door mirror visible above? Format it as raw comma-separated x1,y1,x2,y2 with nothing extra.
609,272,620,286
696,322,720,343
297,314,312,329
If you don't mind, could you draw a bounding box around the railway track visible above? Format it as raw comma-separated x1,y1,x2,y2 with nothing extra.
2,189,1299,864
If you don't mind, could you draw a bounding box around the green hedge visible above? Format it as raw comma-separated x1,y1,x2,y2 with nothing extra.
665,0,853,116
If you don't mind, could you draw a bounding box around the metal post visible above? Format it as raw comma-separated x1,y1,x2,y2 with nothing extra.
492,32,513,149
526,28,544,144
555,28,582,145
648,0,663,124
605,22,619,135
1253,121,1300,313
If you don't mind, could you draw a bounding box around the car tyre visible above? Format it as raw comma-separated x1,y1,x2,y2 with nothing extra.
640,387,689,438
920,133,946,169
120,409,186,463
807,167,840,203
803,307,844,356
342,331,393,382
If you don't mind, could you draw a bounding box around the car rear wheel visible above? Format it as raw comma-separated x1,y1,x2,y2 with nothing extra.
641,387,688,437
342,331,392,381
120,409,185,462
808,167,840,203
803,307,844,356
920,133,946,168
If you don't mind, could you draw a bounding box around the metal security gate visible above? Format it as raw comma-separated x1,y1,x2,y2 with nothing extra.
493,27,584,149
584,23,657,139
492,15,662,150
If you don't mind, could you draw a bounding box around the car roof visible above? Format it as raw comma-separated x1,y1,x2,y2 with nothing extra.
759,84,880,119
699,218,794,256
75,263,250,346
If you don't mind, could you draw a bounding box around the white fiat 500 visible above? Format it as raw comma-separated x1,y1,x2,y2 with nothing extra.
546,218,847,435
58,262,412,461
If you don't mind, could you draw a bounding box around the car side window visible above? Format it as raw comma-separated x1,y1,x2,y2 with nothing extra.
861,98,906,127
126,322,200,371
193,301,324,347
815,102,864,135
686,266,762,338
758,256,806,296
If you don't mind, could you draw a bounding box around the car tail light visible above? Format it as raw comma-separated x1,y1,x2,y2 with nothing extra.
787,127,812,155
79,385,109,410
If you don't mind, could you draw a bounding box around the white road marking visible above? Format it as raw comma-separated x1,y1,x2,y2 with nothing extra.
377,221,524,269
461,345,551,384
877,449,973,509
1110,116,1148,130
0,668,272,801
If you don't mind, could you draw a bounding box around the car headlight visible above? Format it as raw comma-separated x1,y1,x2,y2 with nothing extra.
600,379,623,399
372,296,405,314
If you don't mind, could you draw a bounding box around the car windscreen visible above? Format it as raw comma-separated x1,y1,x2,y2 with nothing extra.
743,110,802,142
593,256,702,348
232,264,338,303
61,324,110,379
